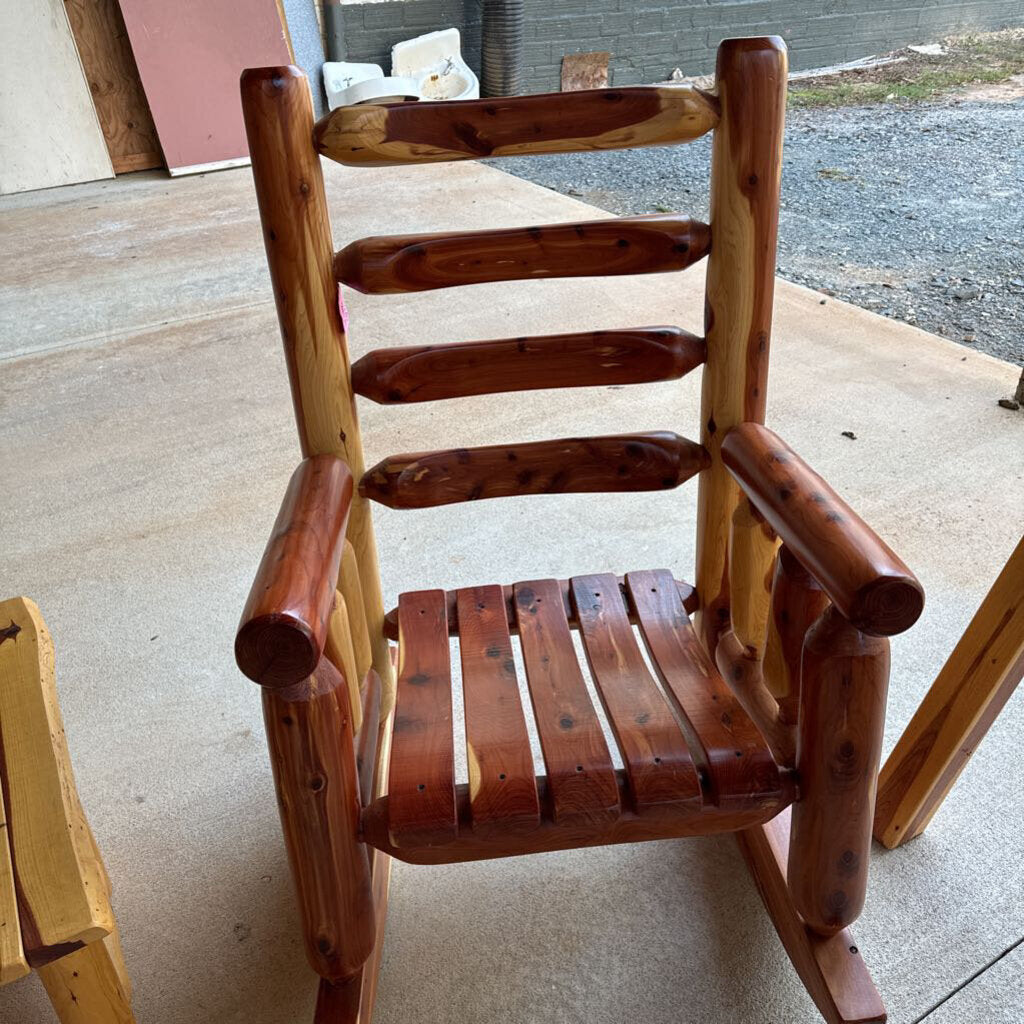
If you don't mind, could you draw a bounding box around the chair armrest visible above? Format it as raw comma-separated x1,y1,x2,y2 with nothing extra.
235,455,354,687
721,423,923,636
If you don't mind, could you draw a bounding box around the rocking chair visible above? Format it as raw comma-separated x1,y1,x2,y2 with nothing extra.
235,36,924,1024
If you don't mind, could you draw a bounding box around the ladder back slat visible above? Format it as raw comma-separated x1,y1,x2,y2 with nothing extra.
361,432,709,510
351,326,706,404
625,571,783,805
314,86,719,166
456,587,541,829
334,215,711,294
513,580,619,825
570,575,701,809
389,591,457,846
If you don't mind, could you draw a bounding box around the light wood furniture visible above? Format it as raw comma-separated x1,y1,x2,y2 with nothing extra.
0,597,134,1023
236,37,924,1023
874,534,1024,847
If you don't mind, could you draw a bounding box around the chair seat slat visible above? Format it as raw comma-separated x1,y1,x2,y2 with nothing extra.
625,570,784,806
571,575,702,808
388,591,457,846
457,587,541,829
513,580,619,825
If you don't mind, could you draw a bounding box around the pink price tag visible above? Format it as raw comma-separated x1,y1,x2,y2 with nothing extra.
337,285,350,334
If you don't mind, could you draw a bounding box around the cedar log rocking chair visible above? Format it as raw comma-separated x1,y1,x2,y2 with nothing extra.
235,37,924,1024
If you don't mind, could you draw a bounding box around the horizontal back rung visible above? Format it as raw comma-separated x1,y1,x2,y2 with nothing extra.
383,574,699,641
351,326,706,404
314,86,719,167
334,215,711,294
360,431,709,509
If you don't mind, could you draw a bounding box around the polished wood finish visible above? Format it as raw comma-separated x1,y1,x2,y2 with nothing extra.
514,580,620,825
313,845,391,1024
361,432,708,509
236,456,353,689
357,670,382,809
241,65,395,715
334,215,712,295
714,628,794,768
262,658,375,981
729,497,780,658
572,575,701,809
625,570,784,804
340,541,373,686
383,574,698,641
314,86,719,166
325,592,363,733
789,608,889,936
388,591,458,847
722,424,924,637
737,811,886,1024
367,570,792,860
236,39,923,1023
351,326,706,404
362,771,794,865
457,587,541,829
875,534,1024,847
764,546,830,727
694,36,788,653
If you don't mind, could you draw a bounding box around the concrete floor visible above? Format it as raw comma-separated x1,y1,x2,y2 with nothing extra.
1,159,1022,1024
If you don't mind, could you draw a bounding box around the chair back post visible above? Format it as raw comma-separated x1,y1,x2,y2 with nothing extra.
694,36,787,654
240,66,395,716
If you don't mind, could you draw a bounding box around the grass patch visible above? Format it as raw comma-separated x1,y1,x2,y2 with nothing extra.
789,29,1024,108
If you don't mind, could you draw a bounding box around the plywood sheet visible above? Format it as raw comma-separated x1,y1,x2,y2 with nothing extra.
119,0,292,173
65,0,163,173
0,0,114,195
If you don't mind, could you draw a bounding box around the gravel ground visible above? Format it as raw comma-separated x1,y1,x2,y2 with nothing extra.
495,90,1024,367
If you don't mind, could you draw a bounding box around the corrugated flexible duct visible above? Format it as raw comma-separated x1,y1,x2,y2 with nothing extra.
481,0,525,96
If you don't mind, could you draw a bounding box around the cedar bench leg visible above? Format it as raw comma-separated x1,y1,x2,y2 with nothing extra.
37,932,135,1024
874,535,1024,848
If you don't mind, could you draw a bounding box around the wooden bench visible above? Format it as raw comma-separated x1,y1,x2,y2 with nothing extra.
0,597,134,1023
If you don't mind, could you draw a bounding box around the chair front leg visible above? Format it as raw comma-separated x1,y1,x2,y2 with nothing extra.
263,657,376,982
788,606,890,936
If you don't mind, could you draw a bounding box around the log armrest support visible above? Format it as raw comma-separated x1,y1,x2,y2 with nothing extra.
236,456,354,688
721,423,923,637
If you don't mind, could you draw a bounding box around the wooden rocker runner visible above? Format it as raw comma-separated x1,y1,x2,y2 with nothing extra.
0,597,134,1023
236,37,924,1023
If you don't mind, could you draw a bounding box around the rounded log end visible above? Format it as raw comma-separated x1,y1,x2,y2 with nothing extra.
716,36,788,61
236,613,320,688
240,65,306,91
850,574,925,637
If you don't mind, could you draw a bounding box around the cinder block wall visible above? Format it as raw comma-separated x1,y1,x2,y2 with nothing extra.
337,0,1022,92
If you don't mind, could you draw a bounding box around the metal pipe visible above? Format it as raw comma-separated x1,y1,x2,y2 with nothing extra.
481,0,525,96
